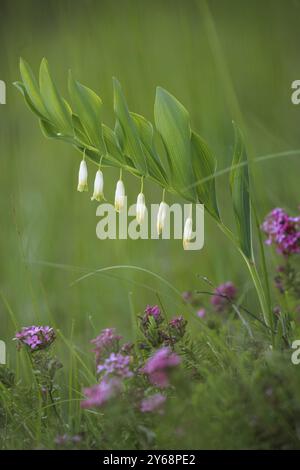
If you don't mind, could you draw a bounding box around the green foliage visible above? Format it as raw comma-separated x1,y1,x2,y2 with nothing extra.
1,321,300,450
14,58,221,211
230,123,252,259
68,71,106,154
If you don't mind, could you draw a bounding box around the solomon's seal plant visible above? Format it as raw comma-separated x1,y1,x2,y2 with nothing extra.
15,58,278,344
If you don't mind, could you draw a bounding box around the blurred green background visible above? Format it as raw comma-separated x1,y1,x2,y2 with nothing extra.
1,0,300,360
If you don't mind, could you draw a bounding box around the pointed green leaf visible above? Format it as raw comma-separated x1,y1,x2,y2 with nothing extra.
68,72,106,154
39,119,75,144
113,78,147,174
130,112,167,185
19,58,49,119
13,81,47,120
102,124,125,165
154,87,196,201
39,58,73,135
230,123,252,258
190,131,219,219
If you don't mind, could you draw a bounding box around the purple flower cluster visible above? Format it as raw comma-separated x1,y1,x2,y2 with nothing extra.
91,328,122,364
197,308,206,318
144,305,161,321
14,326,55,351
82,328,133,409
168,315,187,340
97,353,133,379
81,378,121,409
169,315,185,329
140,393,166,413
141,347,181,388
211,282,237,312
261,208,300,256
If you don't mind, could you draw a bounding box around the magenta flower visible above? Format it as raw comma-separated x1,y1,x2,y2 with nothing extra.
168,315,187,340
261,208,300,256
97,353,133,379
182,291,193,302
144,305,161,321
81,378,121,409
91,328,122,364
140,393,166,413
141,347,180,388
197,308,206,318
14,326,55,351
169,315,185,329
211,282,237,312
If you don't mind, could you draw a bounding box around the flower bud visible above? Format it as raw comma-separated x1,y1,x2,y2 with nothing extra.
91,170,104,201
183,216,193,249
157,201,168,235
136,192,146,224
77,159,88,192
114,179,125,212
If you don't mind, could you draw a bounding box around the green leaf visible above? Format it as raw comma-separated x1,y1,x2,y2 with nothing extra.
191,131,219,219
154,87,196,201
130,112,167,185
19,58,49,119
39,58,73,135
102,124,125,165
113,78,147,174
39,119,74,144
13,81,47,120
229,123,252,258
68,72,106,154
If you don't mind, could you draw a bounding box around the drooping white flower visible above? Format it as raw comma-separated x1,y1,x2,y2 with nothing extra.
77,159,88,192
157,201,168,235
183,216,193,249
91,170,104,201
114,179,125,212
136,192,146,224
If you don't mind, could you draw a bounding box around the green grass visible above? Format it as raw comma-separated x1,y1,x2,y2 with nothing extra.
1,0,300,449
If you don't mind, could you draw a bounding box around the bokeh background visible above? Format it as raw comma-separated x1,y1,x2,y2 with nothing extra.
1,0,300,363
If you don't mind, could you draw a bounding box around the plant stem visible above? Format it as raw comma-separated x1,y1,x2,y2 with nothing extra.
217,220,274,344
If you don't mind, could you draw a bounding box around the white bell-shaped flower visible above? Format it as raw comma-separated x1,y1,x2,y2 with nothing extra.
91,169,104,201
136,192,146,224
114,179,125,212
77,159,88,192
157,201,168,235
183,216,193,249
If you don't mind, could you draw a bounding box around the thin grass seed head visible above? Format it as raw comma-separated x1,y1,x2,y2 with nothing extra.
91,169,104,201
77,159,88,192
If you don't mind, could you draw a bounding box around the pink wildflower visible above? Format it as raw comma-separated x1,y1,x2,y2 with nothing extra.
14,326,55,351
80,378,121,409
140,393,166,413
91,328,122,363
261,208,300,256
141,347,180,388
211,282,237,312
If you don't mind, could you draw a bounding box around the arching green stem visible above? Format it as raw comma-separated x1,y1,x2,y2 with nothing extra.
216,220,274,345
